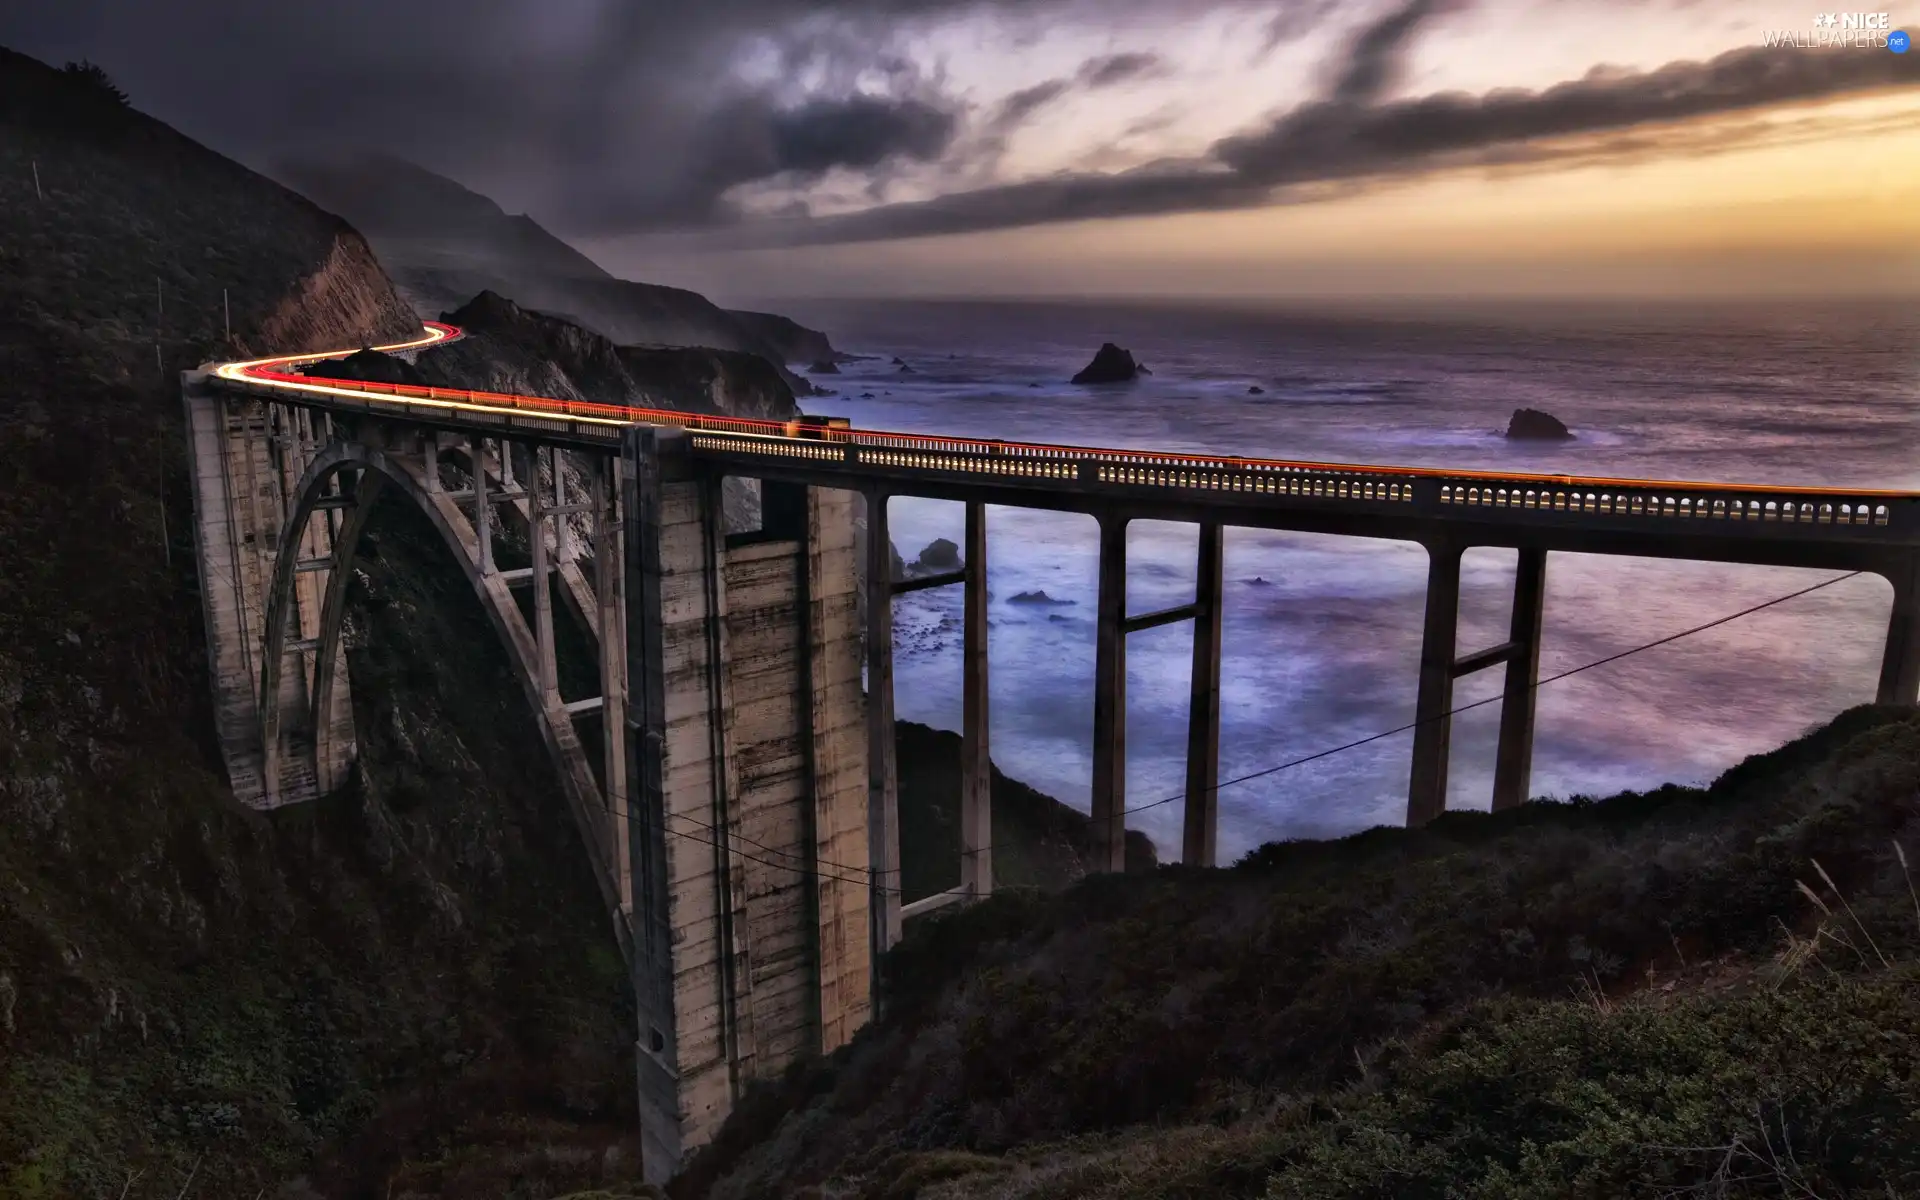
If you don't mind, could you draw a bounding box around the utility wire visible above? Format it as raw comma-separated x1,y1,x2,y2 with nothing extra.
622,568,1866,897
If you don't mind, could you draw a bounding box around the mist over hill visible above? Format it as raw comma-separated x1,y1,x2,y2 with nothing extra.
275,152,839,397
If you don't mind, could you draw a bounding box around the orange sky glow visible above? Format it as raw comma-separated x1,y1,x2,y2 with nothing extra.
587,4,1920,301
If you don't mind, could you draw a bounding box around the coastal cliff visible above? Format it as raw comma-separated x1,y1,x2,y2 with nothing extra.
275,153,834,397
416,289,798,423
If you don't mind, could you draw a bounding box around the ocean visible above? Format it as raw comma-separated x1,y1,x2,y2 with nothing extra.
762,296,1920,863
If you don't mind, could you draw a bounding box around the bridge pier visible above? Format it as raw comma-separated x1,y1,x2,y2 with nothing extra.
529,446,559,703
1409,544,1551,824
961,501,993,898
1407,542,1463,827
866,491,903,963
1492,547,1547,810
1879,552,1920,705
1183,522,1225,867
1091,515,1130,872
622,431,872,1182
888,502,996,923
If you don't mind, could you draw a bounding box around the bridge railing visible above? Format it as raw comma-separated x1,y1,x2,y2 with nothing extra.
219,362,1916,536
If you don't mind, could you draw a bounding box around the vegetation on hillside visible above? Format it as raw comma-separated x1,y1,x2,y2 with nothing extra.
0,46,641,1197
895,721,1156,904
676,705,1920,1199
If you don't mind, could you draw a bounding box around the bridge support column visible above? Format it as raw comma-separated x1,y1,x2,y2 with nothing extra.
1407,541,1463,827
622,437,871,1180
866,491,903,961
961,501,992,898
1183,521,1224,867
592,455,631,912
1090,514,1129,873
620,428,684,1186
1491,548,1547,811
470,435,493,573
530,447,559,703
1880,552,1920,706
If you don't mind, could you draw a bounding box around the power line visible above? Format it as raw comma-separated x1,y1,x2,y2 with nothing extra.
622,568,1867,897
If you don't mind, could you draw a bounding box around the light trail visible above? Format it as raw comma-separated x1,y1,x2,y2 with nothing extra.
213,323,1920,502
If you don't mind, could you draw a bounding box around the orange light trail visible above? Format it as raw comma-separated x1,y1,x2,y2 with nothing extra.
215,323,1919,500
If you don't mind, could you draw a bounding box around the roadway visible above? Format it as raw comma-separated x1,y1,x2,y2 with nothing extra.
206,322,1920,571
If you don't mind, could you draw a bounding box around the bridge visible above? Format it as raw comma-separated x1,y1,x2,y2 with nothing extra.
183,323,1920,1183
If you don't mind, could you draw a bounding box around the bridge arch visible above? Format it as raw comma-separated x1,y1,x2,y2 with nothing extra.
254,433,629,927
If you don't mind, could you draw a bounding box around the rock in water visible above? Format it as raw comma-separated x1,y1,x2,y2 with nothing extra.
1506,408,1574,440
1071,342,1142,384
808,359,840,374
916,538,961,570
1247,385,1265,395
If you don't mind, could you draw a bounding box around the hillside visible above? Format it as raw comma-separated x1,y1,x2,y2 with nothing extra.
677,704,1920,1199
416,289,798,423
274,153,839,394
896,722,1157,903
724,310,849,367
0,49,653,1197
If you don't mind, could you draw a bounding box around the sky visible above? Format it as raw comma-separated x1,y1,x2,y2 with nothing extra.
5,0,1917,299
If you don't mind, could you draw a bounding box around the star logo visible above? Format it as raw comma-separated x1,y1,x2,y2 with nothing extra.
1813,12,1836,25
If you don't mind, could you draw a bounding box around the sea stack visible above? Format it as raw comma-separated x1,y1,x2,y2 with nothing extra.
1071,342,1142,384
916,538,961,570
1505,408,1574,440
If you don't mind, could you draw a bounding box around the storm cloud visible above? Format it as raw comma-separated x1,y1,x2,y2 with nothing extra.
716,41,1919,247
0,0,1313,232
0,0,1911,250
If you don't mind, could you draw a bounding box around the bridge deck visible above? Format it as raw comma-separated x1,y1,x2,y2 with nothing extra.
204,323,1920,573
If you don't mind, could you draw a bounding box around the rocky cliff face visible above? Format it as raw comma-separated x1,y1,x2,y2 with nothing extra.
723,309,844,365
416,290,799,423
412,290,799,532
253,233,422,358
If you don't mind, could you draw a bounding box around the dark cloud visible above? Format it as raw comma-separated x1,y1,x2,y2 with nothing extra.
1254,0,1343,60
1326,0,1457,103
767,95,958,173
714,44,1918,247
980,51,1169,138
1078,51,1168,88
990,79,1074,131
0,0,1316,234
619,91,962,226
2,0,1897,254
